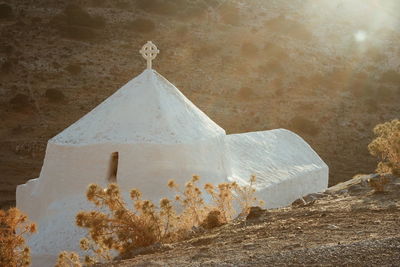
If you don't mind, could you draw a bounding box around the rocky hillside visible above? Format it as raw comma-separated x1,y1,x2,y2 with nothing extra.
1,0,400,208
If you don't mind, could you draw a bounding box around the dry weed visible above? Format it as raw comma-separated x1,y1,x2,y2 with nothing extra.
231,175,264,216
368,119,400,175
0,208,36,267
62,175,261,264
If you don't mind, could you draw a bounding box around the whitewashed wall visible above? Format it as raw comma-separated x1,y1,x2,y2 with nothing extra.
226,129,329,208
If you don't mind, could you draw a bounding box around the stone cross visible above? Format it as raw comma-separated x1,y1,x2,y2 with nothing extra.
140,41,160,70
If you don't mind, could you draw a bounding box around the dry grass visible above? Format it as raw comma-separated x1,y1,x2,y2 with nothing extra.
0,208,36,267
58,175,260,265
368,119,400,175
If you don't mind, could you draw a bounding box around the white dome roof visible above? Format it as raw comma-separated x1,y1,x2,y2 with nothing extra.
50,70,225,145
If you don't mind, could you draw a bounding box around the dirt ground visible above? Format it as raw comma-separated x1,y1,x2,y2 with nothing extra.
105,174,400,266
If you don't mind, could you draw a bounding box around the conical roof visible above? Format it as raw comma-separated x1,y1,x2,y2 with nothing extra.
50,70,225,145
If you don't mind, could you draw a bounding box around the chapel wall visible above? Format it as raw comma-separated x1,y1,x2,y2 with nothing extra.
117,135,229,202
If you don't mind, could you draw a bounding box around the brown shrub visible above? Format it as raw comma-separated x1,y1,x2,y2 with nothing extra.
380,70,400,85
65,63,82,75
366,46,387,62
51,4,105,41
289,116,320,136
45,89,66,103
368,119,400,175
9,94,33,111
265,16,312,41
237,87,255,100
127,18,156,33
58,25,98,41
364,98,378,113
0,3,13,19
63,4,105,29
219,3,240,25
263,42,288,60
91,0,106,7
0,45,14,55
0,208,36,267
375,87,397,102
195,44,221,58
135,0,178,16
241,42,258,57
257,60,283,74
114,1,132,9
1,59,13,74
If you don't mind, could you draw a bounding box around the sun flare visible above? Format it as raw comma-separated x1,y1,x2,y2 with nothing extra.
354,30,367,42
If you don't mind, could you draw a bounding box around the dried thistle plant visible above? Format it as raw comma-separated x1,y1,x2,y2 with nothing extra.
168,175,208,228
74,183,167,261
204,182,235,223
231,175,263,216
0,208,36,267
368,119,400,175
67,175,262,264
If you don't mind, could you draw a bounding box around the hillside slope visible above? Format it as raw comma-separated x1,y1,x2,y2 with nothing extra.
1,0,400,208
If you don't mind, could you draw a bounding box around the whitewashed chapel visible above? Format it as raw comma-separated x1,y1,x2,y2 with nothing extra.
17,42,328,266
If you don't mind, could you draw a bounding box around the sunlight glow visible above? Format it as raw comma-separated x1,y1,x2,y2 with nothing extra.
354,30,367,42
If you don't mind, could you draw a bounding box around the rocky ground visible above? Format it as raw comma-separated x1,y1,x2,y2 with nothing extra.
104,174,400,266
1,0,400,209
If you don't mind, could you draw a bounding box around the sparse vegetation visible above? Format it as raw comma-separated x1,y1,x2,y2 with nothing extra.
127,18,156,34
135,0,178,16
257,60,284,74
58,26,98,41
263,42,288,60
219,3,240,25
65,63,82,75
237,87,255,100
0,44,14,55
9,94,32,111
0,3,13,19
59,176,260,264
45,89,66,103
62,4,105,29
380,70,400,85
368,119,400,175
264,16,312,41
241,42,259,57
1,58,14,73
51,4,106,41
195,44,221,58
289,116,320,136
364,98,378,113
114,1,131,10
0,208,36,267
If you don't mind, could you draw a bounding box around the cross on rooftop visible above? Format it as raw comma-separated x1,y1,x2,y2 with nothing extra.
140,41,159,70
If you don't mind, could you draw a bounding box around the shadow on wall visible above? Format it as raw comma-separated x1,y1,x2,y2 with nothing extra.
107,152,118,183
